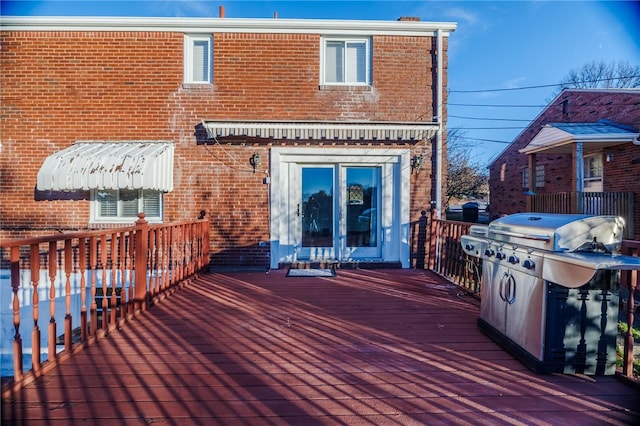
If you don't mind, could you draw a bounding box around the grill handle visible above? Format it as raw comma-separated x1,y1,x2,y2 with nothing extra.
490,229,551,242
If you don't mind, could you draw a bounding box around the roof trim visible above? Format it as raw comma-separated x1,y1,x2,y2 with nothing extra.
201,120,439,142
0,16,457,36
37,142,174,192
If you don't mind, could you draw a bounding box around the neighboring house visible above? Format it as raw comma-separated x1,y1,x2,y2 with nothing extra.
0,15,456,269
489,89,640,239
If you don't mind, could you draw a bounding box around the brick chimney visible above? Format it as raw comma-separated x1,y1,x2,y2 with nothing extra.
398,16,420,21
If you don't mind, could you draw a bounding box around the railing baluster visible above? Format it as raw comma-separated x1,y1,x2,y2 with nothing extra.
119,231,126,320
110,232,118,327
11,246,23,381
78,237,88,342
48,241,57,364
30,243,41,374
100,234,108,332
89,236,98,337
127,231,134,317
64,239,73,352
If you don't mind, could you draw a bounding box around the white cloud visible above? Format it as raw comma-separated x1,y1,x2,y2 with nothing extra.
504,77,527,90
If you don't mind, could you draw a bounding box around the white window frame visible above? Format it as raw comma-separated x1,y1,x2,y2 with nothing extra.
184,34,212,84
320,37,371,86
91,189,164,224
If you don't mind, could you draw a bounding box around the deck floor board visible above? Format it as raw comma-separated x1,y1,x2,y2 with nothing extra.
3,269,639,425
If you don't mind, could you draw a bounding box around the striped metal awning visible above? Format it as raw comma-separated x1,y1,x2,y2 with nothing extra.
37,142,174,192
201,120,438,142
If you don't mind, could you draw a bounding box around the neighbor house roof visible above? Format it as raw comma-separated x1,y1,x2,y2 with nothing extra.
519,120,640,155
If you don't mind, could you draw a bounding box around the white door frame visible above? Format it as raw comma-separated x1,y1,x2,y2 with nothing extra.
269,147,411,269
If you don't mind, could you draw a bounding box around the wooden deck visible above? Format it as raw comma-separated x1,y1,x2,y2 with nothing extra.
2,269,639,425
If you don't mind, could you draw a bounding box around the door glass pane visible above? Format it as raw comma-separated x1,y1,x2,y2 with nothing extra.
302,167,333,247
346,167,378,247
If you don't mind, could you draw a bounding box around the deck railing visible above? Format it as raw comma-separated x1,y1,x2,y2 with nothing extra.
424,210,481,295
423,209,639,382
0,213,210,395
620,240,640,380
528,191,635,239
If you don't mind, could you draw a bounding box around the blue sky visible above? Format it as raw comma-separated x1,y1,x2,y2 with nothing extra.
2,1,639,166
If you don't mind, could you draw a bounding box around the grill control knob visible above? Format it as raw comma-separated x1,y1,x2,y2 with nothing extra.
484,248,495,257
523,259,535,269
496,252,506,260
508,255,519,264
465,244,474,252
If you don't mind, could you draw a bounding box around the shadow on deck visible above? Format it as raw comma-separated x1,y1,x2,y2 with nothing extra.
2,269,639,425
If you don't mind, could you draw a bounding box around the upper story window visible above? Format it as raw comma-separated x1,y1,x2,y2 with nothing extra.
184,34,212,84
92,189,163,223
321,37,371,85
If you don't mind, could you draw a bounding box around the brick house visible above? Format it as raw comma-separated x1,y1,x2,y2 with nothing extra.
0,15,456,268
488,89,640,239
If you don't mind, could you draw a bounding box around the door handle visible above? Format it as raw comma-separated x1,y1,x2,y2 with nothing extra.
499,272,508,302
506,274,516,305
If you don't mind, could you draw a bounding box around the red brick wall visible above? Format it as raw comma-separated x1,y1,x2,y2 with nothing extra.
0,29,447,265
489,90,640,238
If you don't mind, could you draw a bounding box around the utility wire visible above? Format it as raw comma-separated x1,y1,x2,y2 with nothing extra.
449,75,640,94
455,136,513,145
449,126,525,130
449,114,532,122
447,102,547,108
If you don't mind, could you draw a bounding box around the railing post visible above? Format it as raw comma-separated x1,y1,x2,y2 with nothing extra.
427,209,439,270
622,269,636,377
415,211,427,269
134,213,149,312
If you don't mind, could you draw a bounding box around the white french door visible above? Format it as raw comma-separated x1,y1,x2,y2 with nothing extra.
270,147,410,269
292,164,382,262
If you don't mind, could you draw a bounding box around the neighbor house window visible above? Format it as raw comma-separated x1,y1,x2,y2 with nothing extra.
92,189,163,223
322,38,370,85
184,34,212,84
583,154,603,192
522,165,545,190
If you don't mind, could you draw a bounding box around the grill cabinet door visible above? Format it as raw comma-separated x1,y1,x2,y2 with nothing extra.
480,260,506,333
504,272,545,361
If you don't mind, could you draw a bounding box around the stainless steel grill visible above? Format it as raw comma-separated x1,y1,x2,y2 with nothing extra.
461,213,640,375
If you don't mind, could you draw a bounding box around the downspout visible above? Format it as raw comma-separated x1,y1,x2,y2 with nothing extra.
435,28,444,219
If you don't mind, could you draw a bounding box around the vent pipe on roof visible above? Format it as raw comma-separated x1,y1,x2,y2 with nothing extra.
219,6,225,18
274,11,278,19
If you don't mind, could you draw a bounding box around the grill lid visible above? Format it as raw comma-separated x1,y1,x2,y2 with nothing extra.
488,213,625,253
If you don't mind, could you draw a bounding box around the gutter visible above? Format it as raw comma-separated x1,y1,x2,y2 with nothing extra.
0,16,457,36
